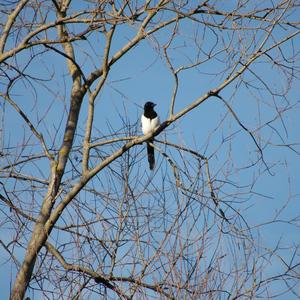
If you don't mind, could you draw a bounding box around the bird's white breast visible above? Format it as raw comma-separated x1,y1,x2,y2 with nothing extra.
141,115,160,135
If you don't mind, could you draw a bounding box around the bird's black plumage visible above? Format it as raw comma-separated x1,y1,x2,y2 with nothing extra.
141,101,160,170
143,101,157,119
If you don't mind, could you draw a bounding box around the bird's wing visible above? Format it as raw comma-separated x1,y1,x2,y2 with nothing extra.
151,116,160,129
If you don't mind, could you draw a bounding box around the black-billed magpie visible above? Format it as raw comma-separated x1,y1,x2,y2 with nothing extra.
141,101,160,170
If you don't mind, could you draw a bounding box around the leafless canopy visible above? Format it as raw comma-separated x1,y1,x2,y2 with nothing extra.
1,0,300,299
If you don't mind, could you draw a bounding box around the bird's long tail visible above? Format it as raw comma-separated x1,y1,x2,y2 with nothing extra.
147,140,155,170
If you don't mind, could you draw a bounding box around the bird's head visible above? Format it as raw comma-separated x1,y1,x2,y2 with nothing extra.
144,101,156,110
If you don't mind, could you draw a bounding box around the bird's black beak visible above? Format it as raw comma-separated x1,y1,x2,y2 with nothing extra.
152,103,157,107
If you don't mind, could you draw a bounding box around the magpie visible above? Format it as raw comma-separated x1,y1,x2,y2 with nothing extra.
141,101,160,170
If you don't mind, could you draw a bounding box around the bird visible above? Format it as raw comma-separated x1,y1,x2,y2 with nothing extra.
141,101,160,170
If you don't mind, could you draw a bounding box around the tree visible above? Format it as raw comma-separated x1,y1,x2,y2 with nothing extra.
1,0,300,299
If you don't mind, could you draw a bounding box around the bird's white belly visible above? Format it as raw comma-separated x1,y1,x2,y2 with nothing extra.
141,115,160,135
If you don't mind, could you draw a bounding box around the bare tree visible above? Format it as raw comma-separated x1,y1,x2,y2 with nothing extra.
1,0,300,299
